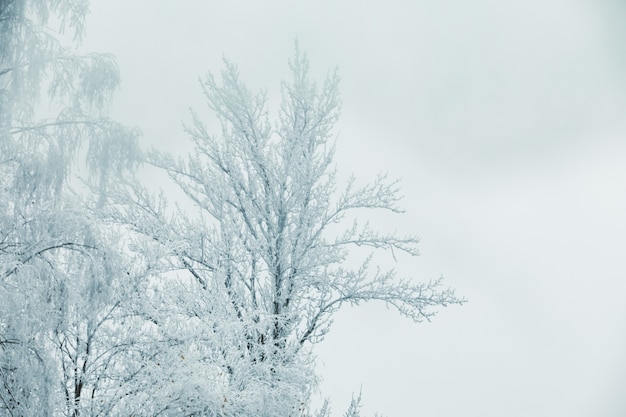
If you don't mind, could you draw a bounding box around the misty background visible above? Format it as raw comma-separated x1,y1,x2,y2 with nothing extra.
80,1,626,416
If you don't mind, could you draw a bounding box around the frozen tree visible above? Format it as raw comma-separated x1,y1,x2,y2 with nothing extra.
0,1,142,415
111,45,463,416
0,0,140,197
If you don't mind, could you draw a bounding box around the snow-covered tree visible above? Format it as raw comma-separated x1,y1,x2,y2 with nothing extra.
1,1,142,415
111,45,463,416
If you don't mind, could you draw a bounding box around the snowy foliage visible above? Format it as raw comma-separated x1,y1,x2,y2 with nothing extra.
1,1,463,415
0,0,141,198
107,44,464,416
1,1,142,415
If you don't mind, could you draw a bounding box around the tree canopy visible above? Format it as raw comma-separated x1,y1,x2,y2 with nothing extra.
1,3,463,415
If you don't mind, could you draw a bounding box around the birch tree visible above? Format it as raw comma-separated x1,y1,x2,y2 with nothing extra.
1,1,142,415
113,45,463,416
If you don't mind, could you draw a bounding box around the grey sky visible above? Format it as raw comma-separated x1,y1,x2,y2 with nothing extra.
83,1,626,415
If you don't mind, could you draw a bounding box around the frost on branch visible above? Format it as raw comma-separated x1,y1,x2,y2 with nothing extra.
109,44,464,416
1,1,144,415
1,0,142,201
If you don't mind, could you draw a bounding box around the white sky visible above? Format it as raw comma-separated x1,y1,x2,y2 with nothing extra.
82,1,626,416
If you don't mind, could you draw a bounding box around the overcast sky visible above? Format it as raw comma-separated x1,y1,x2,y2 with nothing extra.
82,1,626,416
